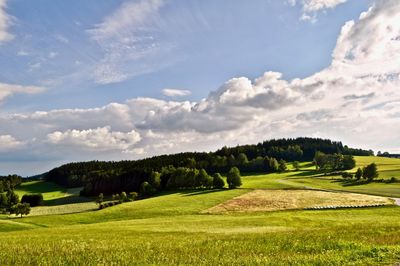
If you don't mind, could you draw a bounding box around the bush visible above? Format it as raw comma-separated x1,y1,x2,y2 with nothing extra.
213,173,225,189
226,167,242,189
293,161,300,171
21,194,43,207
129,192,138,200
96,193,104,205
278,160,287,172
342,172,353,179
140,182,156,196
389,177,398,183
119,192,128,203
355,168,363,180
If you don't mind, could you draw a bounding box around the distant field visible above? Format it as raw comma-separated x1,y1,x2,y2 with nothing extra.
15,181,67,200
205,189,393,213
15,180,88,206
353,156,400,179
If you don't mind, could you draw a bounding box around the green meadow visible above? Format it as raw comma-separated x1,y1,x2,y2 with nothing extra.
1,156,399,265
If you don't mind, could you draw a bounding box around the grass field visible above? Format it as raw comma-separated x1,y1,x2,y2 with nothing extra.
0,156,399,265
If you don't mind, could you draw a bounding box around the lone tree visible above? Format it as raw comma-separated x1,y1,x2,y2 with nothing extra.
213,173,225,189
362,163,379,181
11,203,30,217
355,168,363,180
227,167,242,189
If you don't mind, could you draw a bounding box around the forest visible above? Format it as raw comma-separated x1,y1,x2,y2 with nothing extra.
45,137,371,196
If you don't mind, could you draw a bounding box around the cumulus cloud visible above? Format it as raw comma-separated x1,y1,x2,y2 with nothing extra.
162,88,191,97
0,0,13,42
0,134,24,150
47,126,141,151
0,83,45,103
289,0,348,21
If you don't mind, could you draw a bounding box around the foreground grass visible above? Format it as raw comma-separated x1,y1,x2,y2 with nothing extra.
0,207,399,265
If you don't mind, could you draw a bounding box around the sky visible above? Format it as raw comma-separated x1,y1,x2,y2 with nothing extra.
0,0,399,176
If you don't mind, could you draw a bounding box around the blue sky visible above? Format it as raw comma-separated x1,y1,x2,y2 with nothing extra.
1,0,400,175
1,0,369,111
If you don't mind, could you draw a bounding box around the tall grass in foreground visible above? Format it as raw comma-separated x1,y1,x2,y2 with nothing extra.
0,207,399,265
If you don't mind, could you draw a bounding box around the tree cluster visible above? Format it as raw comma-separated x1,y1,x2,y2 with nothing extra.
313,152,356,171
0,190,32,217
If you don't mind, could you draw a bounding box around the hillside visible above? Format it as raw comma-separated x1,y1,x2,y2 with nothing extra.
43,137,373,196
1,155,400,265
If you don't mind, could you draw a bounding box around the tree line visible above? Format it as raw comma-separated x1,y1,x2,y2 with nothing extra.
44,137,372,196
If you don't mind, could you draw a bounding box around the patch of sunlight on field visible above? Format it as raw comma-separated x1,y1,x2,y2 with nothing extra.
15,181,69,200
353,156,400,179
27,202,98,216
204,189,393,213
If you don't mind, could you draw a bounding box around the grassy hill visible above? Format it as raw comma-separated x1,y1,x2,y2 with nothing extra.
1,156,399,265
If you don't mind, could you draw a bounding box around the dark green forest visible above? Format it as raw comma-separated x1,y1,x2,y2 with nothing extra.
44,137,372,196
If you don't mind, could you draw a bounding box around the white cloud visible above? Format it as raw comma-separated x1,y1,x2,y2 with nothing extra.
0,135,24,150
0,83,45,103
48,52,58,59
17,50,29,56
47,126,141,152
289,0,348,22
0,0,13,43
162,88,191,97
88,0,171,84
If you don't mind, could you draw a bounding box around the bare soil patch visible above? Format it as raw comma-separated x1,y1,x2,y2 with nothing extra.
204,189,393,214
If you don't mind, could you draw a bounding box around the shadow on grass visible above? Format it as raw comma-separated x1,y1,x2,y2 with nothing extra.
288,170,319,177
332,179,374,187
179,189,230,197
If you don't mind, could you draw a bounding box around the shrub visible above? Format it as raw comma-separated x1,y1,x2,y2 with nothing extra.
389,177,398,183
140,182,156,196
278,160,287,172
21,194,44,207
119,192,128,203
129,192,138,200
226,167,242,189
293,161,300,171
342,172,353,179
213,173,225,189
96,193,104,205
355,168,363,180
